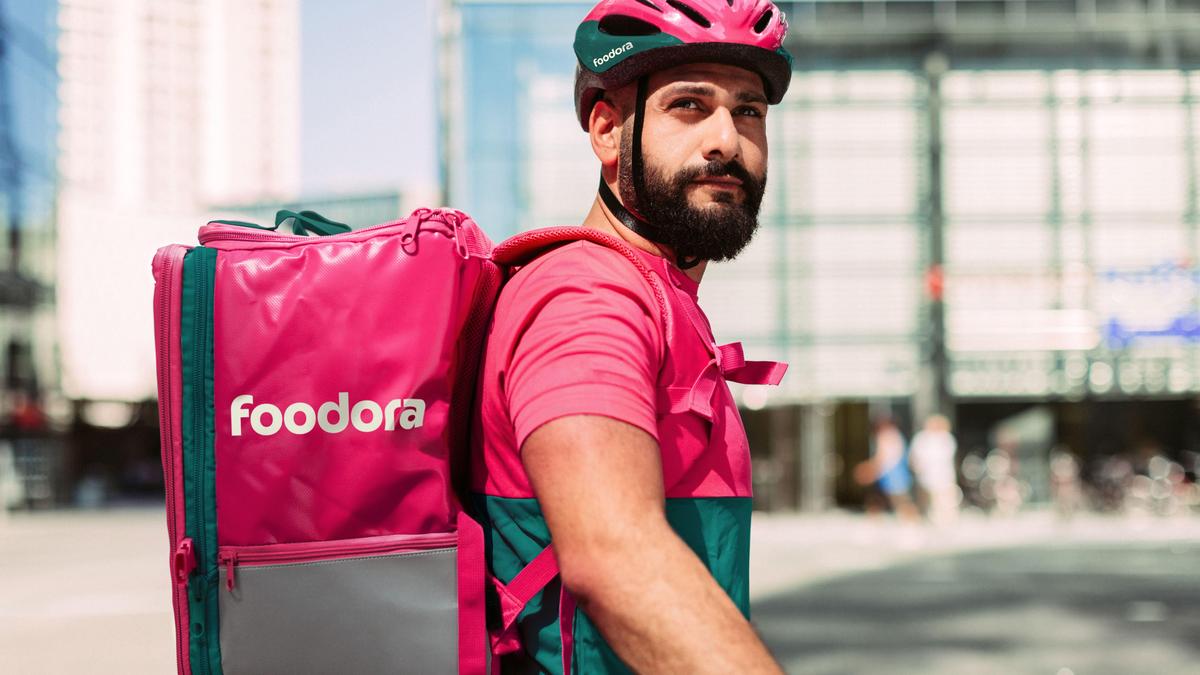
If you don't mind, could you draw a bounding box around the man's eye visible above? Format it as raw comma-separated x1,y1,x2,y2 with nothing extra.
670,98,700,110
737,106,765,118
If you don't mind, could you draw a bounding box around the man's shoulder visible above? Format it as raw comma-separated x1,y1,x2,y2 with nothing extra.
514,238,643,276
490,238,666,354
504,238,658,299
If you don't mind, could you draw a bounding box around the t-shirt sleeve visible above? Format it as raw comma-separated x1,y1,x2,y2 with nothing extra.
502,244,663,450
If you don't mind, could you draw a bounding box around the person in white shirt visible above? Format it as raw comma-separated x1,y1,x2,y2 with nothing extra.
909,414,961,525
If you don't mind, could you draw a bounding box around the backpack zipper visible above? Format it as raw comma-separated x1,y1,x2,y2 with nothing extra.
183,247,218,675
197,209,459,246
153,245,189,674
217,532,457,592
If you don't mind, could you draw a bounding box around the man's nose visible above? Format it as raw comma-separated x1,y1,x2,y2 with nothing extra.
701,106,741,163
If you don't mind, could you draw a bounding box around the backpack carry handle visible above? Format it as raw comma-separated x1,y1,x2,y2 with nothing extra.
208,210,353,237
275,210,352,237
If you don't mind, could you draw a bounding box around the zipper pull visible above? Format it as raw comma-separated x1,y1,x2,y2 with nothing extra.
173,538,196,586
220,551,238,591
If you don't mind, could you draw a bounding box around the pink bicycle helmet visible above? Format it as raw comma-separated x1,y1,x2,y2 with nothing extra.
573,0,793,130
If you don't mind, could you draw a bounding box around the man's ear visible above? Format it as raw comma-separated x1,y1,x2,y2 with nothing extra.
589,97,621,172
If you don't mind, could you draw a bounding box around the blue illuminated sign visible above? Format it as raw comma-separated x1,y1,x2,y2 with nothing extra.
1100,262,1200,348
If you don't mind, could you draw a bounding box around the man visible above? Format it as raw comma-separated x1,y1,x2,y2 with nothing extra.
471,1,792,672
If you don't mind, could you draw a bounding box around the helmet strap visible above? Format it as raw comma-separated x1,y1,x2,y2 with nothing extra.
597,76,702,271
631,76,648,212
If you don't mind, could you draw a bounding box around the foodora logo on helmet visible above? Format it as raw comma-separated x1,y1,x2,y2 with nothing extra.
230,393,426,436
593,41,634,68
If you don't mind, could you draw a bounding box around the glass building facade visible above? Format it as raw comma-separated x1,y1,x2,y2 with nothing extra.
1,0,60,505
1,1,58,410
444,0,1200,506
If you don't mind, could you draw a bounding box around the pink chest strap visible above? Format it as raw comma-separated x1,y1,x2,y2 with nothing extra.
660,342,787,418
672,278,787,384
653,270,787,418
716,341,787,386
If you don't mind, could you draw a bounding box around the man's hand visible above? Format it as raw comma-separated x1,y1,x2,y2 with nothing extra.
522,414,783,674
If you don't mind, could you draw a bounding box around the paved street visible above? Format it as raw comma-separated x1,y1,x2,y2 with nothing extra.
1,506,1197,674
756,540,1200,675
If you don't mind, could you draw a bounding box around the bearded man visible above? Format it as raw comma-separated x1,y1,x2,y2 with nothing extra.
470,1,793,672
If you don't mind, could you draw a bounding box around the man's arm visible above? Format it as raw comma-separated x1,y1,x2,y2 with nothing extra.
522,414,782,674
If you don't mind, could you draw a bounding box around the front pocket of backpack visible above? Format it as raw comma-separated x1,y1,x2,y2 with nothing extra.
216,532,458,675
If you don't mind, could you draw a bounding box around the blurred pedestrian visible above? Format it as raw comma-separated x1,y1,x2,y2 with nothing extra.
854,417,919,522
987,430,1026,516
909,414,961,526
1049,447,1083,519
0,440,21,525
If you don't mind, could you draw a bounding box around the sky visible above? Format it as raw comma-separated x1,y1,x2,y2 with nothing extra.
300,0,439,196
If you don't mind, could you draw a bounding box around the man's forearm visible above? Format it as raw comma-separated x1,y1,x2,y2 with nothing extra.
561,520,782,675
522,416,781,673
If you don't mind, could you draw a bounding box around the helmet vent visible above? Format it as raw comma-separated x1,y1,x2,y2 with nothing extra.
598,14,663,36
665,1,711,29
633,0,663,11
753,9,774,34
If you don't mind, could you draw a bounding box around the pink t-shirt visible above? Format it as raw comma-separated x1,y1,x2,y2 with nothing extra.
470,239,753,500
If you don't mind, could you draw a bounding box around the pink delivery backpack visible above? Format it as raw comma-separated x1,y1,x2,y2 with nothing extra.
152,207,703,674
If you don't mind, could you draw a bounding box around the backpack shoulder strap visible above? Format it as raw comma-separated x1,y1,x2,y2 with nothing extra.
485,227,675,661
493,226,673,345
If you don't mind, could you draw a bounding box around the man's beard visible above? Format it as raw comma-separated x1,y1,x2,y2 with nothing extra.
617,132,766,263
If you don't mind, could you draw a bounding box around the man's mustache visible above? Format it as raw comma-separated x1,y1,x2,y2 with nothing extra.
676,159,763,196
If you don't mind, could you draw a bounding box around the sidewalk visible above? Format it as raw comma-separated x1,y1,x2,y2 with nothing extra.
2,507,1197,673
749,508,1200,600
1,508,177,674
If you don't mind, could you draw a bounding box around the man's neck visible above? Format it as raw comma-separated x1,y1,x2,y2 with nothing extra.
581,193,707,284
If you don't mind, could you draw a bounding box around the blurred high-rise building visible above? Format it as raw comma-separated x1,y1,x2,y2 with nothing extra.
56,0,300,401
0,0,59,506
